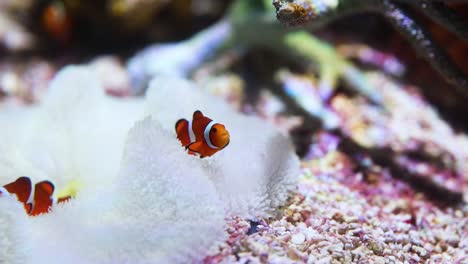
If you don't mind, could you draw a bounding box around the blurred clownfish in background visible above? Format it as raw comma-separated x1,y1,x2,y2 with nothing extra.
175,110,230,158
0,176,71,216
41,0,73,45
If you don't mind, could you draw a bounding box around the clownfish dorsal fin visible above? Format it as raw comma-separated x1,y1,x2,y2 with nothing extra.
3,176,33,204
30,180,55,216
193,110,204,120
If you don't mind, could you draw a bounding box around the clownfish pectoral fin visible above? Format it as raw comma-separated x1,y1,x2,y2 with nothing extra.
193,110,204,120
30,180,55,216
187,141,203,154
3,176,32,205
57,196,71,204
25,203,33,214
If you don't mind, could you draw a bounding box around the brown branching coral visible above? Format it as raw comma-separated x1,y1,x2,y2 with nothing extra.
272,0,468,97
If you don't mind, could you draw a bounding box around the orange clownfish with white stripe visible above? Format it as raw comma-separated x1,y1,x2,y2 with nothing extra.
0,176,70,216
175,110,230,158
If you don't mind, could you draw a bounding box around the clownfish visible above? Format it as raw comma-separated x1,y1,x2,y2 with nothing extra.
41,1,72,45
0,176,71,216
175,110,230,158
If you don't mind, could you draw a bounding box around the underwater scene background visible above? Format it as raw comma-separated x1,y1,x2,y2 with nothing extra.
0,1,467,263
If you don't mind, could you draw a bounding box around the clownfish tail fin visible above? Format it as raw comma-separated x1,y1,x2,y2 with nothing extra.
175,118,187,132
176,118,191,146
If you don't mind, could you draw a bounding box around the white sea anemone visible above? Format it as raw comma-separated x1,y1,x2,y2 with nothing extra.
146,77,300,217
0,66,300,263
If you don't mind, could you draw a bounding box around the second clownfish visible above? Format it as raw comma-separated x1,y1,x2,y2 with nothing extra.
175,110,230,158
0,176,70,216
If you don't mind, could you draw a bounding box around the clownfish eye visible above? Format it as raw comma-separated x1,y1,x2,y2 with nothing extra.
211,127,217,133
